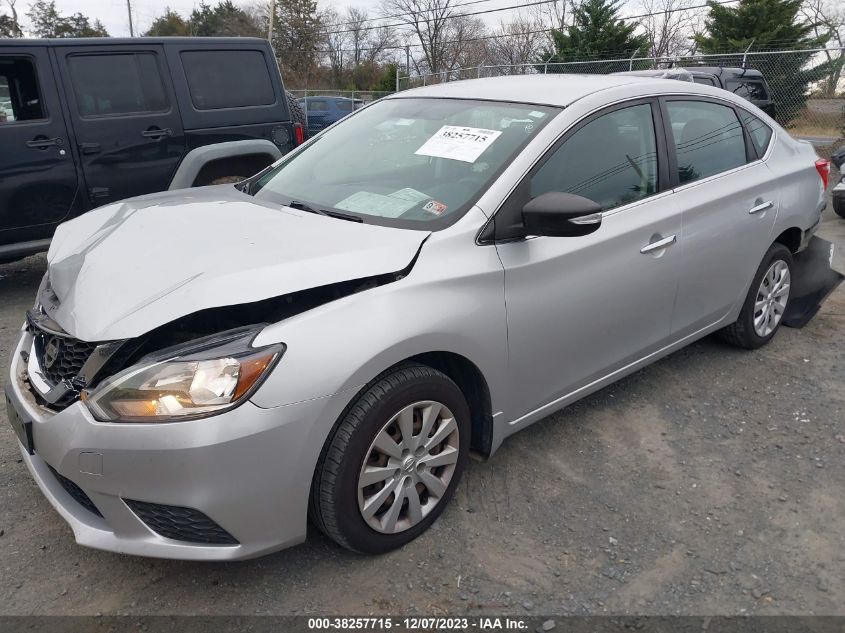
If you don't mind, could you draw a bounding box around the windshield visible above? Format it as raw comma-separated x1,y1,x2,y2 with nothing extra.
251,98,557,229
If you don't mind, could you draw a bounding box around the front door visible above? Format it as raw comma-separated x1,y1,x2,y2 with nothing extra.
496,101,683,422
0,47,79,245
56,45,185,208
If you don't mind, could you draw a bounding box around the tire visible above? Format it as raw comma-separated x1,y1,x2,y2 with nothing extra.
833,193,845,219
720,243,793,349
286,92,308,138
310,363,470,554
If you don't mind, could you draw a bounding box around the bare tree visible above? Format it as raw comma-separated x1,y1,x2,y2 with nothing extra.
1,0,23,37
442,14,488,72
321,7,349,84
801,0,844,97
381,0,458,74
488,13,545,72
638,0,700,58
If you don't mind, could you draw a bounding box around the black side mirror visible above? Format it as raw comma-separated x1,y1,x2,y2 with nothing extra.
831,147,845,170
522,192,603,237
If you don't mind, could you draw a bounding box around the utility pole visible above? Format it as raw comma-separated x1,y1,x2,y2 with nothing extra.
268,0,275,43
126,0,134,37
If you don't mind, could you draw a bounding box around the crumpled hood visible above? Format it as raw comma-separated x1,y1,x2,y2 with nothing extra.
44,188,429,341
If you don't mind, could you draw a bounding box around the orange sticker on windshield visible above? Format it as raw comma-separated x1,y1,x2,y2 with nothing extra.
423,200,448,216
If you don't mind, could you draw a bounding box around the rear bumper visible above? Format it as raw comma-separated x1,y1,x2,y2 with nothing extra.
6,328,355,560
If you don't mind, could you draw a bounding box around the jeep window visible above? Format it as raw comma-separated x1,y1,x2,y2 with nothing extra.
68,53,168,117
181,50,274,110
692,75,716,86
726,79,769,101
0,57,45,123
740,110,773,157
305,99,330,112
251,98,557,229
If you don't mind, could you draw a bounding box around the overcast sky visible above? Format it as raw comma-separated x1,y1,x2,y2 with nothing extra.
4,0,527,38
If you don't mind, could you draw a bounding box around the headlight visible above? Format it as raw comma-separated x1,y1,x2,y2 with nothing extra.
83,329,283,422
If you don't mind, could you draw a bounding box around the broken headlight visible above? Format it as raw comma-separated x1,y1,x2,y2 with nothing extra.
83,329,283,422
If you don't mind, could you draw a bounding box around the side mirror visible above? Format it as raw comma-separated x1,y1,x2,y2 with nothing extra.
522,192,603,237
831,147,845,170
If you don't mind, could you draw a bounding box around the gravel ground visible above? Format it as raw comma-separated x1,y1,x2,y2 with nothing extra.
1,205,843,617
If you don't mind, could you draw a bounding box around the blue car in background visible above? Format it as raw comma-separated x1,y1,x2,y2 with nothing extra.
298,96,364,135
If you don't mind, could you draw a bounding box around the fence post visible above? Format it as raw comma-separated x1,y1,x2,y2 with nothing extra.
628,47,640,71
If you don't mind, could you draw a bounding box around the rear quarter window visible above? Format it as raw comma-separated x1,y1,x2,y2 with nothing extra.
740,110,773,157
180,50,275,110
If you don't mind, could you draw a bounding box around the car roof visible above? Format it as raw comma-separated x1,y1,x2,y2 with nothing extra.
0,37,268,47
389,74,718,108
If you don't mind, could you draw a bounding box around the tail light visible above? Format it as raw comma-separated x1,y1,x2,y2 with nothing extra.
293,123,305,146
815,158,830,190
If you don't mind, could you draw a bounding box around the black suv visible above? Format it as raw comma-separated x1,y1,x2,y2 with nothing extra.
680,66,776,118
0,37,305,262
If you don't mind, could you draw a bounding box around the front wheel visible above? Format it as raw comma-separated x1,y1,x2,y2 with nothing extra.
310,364,470,553
720,243,793,349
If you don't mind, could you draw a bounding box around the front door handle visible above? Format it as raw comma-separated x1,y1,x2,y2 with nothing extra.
640,234,677,254
141,128,172,139
26,137,62,149
749,200,774,214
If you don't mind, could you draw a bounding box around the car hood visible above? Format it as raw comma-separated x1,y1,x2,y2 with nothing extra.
44,188,430,342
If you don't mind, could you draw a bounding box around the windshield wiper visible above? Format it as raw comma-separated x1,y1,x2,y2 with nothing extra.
287,200,363,223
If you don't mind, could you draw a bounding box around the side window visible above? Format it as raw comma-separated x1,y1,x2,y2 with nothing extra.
740,110,773,157
335,99,354,113
725,79,768,101
181,50,274,110
0,57,46,123
692,76,716,87
666,100,747,185
68,53,168,117
532,103,658,211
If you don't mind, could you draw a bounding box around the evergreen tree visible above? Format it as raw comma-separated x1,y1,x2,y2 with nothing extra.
145,8,189,36
0,14,23,38
539,0,648,69
272,0,322,88
693,0,831,123
27,1,108,37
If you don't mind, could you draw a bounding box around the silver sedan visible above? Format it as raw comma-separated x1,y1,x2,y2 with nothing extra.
5,75,830,559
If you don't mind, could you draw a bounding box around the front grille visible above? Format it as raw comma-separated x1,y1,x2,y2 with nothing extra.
47,465,103,518
37,335,97,385
124,499,239,545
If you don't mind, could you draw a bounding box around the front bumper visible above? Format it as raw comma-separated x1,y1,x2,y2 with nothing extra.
5,328,355,560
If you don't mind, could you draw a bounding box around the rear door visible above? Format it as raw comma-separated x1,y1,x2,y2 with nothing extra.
0,46,79,244
56,44,185,207
662,97,779,337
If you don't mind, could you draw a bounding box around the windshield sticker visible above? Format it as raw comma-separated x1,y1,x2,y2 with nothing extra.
393,118,416,126
415,125,503,163
422,200,448,216
336,191,417,218
528,110,547,119
390,188,431,204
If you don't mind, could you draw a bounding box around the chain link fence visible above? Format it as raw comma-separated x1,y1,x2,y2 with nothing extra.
398,48,845,154
286,89,394,104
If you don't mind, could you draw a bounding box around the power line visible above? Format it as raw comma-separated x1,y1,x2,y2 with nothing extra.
319,0,560,37
321,0,519,30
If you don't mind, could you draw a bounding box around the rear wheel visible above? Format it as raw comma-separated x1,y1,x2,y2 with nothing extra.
720,243,793,349
310,364,469,553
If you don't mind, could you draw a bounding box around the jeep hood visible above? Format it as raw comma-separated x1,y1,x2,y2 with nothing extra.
44,188,429,342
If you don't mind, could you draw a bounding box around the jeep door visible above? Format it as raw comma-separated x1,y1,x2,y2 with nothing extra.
0,46,80,248
495,99,683,424
55,44,185,207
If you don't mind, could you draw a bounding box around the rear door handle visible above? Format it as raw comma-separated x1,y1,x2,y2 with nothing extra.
26,137,62,149
141,128,172,139
79,142,101,155
640,234,677,254
749,200,774,214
